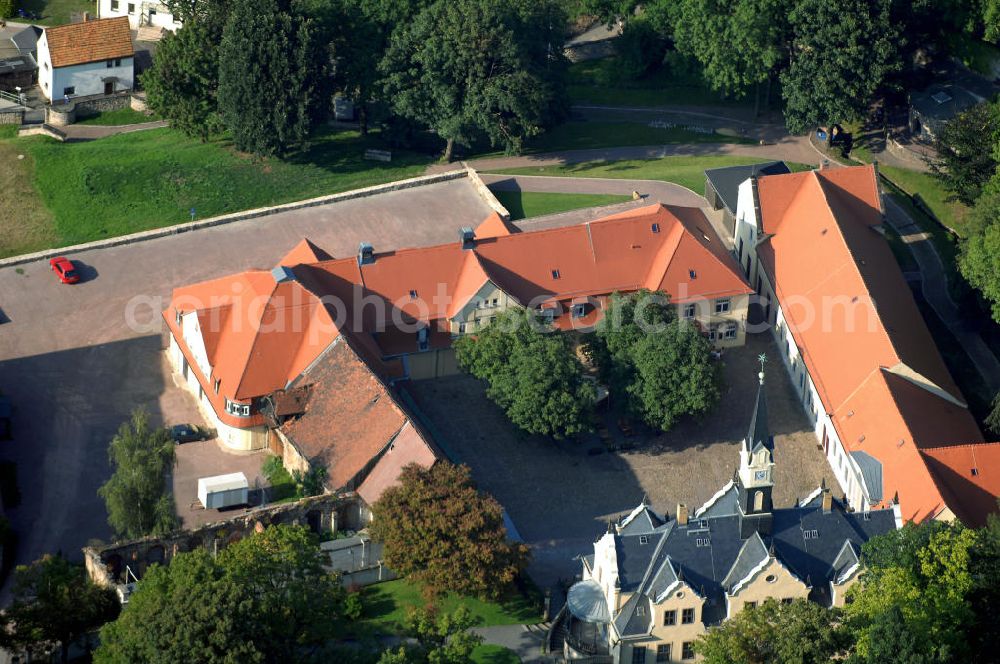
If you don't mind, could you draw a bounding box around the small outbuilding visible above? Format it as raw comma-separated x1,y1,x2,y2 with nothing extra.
908,60,999,141
36,16,134,102
197,472,249,509
704,161,790,235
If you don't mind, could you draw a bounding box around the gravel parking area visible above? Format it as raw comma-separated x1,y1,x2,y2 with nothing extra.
405,333,833,588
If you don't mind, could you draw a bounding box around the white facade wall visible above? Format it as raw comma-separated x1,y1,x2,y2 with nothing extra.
98,0,180,30
733,177,870,512
37,32,133,101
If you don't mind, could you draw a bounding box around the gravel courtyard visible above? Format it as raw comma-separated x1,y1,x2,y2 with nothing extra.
405,333,834,588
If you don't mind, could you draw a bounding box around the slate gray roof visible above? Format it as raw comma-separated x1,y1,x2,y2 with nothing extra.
830,540,860,584
721,531,770,592
618,504,668,536
10,26,41,55
704,161,790,214
613,592,652,636
606,495,896,628
745,382,773,455
695,481,740,519
851,451,883,503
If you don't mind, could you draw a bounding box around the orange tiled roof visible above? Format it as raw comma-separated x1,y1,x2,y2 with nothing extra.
279,238,332,267
43,17,133,68
755,165,987,523
475,212,518,239
357,421,438,504
922,443,1000,527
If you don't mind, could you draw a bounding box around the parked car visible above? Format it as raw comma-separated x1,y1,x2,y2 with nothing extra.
170,424,211,443
49,256,80,284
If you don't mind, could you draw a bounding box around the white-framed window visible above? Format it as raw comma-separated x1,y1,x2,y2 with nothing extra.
491,297,498,307
724,322,737,339
128,2,135,13
708,325,718,341
682,608,695,624
683,303,696,319
458,322,466,334
715,297,731,314
110,0,119,9
225,399,251,417
62,86,75,96
572,303,586,318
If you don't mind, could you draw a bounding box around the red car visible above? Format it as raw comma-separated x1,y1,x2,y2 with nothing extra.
49,256,80,284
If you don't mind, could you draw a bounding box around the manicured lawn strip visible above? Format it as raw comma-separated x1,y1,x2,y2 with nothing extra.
471,644,521,664
491,190,631,220
75,108,158,126
342,578,542,641
567,57,751,108
489,156,811,195
18,0,95,25
23,127,431,247
0,129,58,259
525,121,754,152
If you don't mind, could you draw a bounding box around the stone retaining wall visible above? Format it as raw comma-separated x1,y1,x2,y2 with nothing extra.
463,161,511,221
130,92,148,113
16,123,66,141
84,493,366,587
0,109,23,124
75,92,132,117
0,168,471,269
46,104,74,126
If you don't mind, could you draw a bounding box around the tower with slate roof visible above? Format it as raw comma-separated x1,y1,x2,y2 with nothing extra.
736,355,775,538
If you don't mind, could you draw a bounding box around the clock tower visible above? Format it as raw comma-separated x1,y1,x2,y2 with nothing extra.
736,355,775,538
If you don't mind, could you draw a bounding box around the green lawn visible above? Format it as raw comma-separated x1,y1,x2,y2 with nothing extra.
491,190,631,220
568,57,752,108
472,644,521,664
75,108,157,126
524,121,754,153
0,126,56,258
17,0,95,25
3,127,431,254
489,156,811,195
355,579,542,635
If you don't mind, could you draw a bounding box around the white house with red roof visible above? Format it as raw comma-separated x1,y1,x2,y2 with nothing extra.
37,17,134,102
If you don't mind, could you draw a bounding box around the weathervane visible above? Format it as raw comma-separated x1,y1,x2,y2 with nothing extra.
757,353,767,385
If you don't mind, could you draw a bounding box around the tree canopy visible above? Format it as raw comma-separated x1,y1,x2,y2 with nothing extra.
592,290,720,431
780,0,901,134
377,606,483,663
97,408,177,541
370,462,529,599
454,308,595,439
95,525,349,663
381,0,568,160
218,0,324,156
0,555,119,664
933,101,1000,206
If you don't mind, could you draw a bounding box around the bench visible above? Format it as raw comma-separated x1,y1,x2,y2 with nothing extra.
364,148,392,162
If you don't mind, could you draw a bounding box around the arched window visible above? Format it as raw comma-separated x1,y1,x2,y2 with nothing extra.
753,491,764,512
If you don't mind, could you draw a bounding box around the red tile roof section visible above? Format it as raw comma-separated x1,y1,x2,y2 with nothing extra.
475,212,518,239
44,17,133,68
755,165,986,523
922,443,1000,527
357,421,437,504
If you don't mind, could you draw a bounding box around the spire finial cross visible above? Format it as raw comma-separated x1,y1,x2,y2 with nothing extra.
757,353,767,385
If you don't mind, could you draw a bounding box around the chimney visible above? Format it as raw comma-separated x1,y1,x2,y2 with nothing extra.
357,242,375,266
820,159,830,171
676,503,688,526
459,227,475,250
821,481,833,514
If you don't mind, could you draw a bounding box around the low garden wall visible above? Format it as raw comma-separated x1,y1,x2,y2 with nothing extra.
0,109,23,124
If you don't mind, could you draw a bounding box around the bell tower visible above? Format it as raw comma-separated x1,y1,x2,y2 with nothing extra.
737,354,775,538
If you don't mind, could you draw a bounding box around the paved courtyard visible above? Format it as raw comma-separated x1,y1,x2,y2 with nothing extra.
405,333,834,589
172,436,270,530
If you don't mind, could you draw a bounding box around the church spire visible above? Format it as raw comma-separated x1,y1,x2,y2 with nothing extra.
744,354,773,455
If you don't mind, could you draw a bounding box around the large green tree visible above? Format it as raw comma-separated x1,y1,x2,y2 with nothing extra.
378,606,483,663
96,525,349,663
370,462,529,600
95,550,262,664
381,0,568,160
695,598,845,664
673,0,790,111
780,0,901,134
218,0,323,156
218,524,348,661
97,408,177,540
847,523,977,661
0,555,119,664
454,308,595,439
959,185,1000,321
592,290,720,431
933,101,1000,206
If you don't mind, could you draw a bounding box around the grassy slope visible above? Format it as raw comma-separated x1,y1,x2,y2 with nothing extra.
0,126,58,258
491,190,630,220
75,108,156,126
344,578,541,640
18,0,95,24
567,57,751,108
490,156,811,194
22,127,431,248
525,121,753,153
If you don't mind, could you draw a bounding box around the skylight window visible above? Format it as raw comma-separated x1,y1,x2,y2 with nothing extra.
551,269,561,280
651,223,660,233
409,289,417,299
689,269,697,279
972,468,980,476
